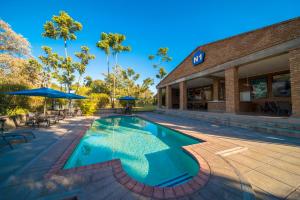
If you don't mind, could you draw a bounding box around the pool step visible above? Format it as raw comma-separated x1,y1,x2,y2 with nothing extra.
155,172,193,187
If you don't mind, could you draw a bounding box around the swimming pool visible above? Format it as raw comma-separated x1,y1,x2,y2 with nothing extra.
64,116,200,186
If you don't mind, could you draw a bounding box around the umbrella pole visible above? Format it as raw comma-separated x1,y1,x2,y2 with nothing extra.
44,97,47,115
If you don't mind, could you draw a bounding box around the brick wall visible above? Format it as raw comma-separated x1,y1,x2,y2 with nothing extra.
225,67,240,113
289,48,300,117
208,101,225,112
179,81,187,110
213,79,219,100
166,85,172,109
158,17,300,87
157,88,162,108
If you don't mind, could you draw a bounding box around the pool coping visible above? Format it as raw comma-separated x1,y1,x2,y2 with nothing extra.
45,116,211,199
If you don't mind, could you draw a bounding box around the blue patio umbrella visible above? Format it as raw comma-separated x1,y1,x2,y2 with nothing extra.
118,96,138,101
3,87,86,114
5,87,69,98
65,93,87,99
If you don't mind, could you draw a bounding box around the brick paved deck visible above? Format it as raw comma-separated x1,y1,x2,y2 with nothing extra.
1,113,300,200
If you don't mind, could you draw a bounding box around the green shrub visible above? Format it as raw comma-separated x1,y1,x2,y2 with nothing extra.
7,107,29,117
96,93,110,108
0,84,44,115
0,84,30,115
77,93,110,115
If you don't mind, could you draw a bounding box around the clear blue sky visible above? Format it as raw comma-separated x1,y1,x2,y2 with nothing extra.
1,0,299,92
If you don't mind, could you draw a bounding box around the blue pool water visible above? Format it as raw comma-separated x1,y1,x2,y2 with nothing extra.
64,116,200,186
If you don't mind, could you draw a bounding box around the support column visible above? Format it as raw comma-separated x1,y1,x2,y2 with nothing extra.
166,85,172,109
225,67,240,113
213,79,219,101
289,48,300,117
179,81,187,110
157,88,162,108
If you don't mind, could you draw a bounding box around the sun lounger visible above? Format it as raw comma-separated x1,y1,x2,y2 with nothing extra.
0,119,32,149
1,130,35,149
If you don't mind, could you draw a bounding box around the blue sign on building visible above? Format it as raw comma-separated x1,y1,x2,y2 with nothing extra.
192,50,205,66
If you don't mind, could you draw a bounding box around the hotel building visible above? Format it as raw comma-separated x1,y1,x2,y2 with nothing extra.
157,17,300,119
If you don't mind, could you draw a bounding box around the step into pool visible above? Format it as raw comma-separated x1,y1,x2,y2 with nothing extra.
64,116,200,186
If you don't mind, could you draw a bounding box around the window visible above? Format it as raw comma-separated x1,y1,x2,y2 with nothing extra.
204,86,212,101
219,81,225,100
187,88,202,100
250,78,268,100
187,86,212,101
240,91,251,102
272,74,291,97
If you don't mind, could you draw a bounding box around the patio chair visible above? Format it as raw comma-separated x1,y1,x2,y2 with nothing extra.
0,118,33,149
269,101,278,115
263,102,276,115
258,103,267,114
74,109,82,116
10,114,36,129
63,109,73,118
48,114,59,125
1,131,28,149
276,101,292,116
46,111,59,125
36,114,50,128
25,113,38,127
0,118,35,138
57,110,66,120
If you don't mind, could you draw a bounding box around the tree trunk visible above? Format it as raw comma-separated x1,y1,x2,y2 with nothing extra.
43,97,47,115
107,54,110,75
75,75,82,93
64,40,68,57
112,53,118,109
106,54,113,108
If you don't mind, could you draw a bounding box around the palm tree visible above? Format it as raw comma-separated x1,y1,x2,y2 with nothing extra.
96,33,111,76
96,33,113,106
42,11,82,58
110,33,131,108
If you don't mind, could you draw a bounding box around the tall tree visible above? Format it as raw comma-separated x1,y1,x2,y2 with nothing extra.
96,32,113,105
121,67,140,95
148,47,172,68
0,20,31,58
39,46,77,93
141,78,154,92
39,46,62,88
110,33,131,108
96,32,111,76
0,19,31,75
0,20,43,86
60,56,76,93
90,79,109,94
148,47,171,81
74,46,95,92
42,11,82,58
156,67,167,80
84,76,93,87
26,59,44,86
